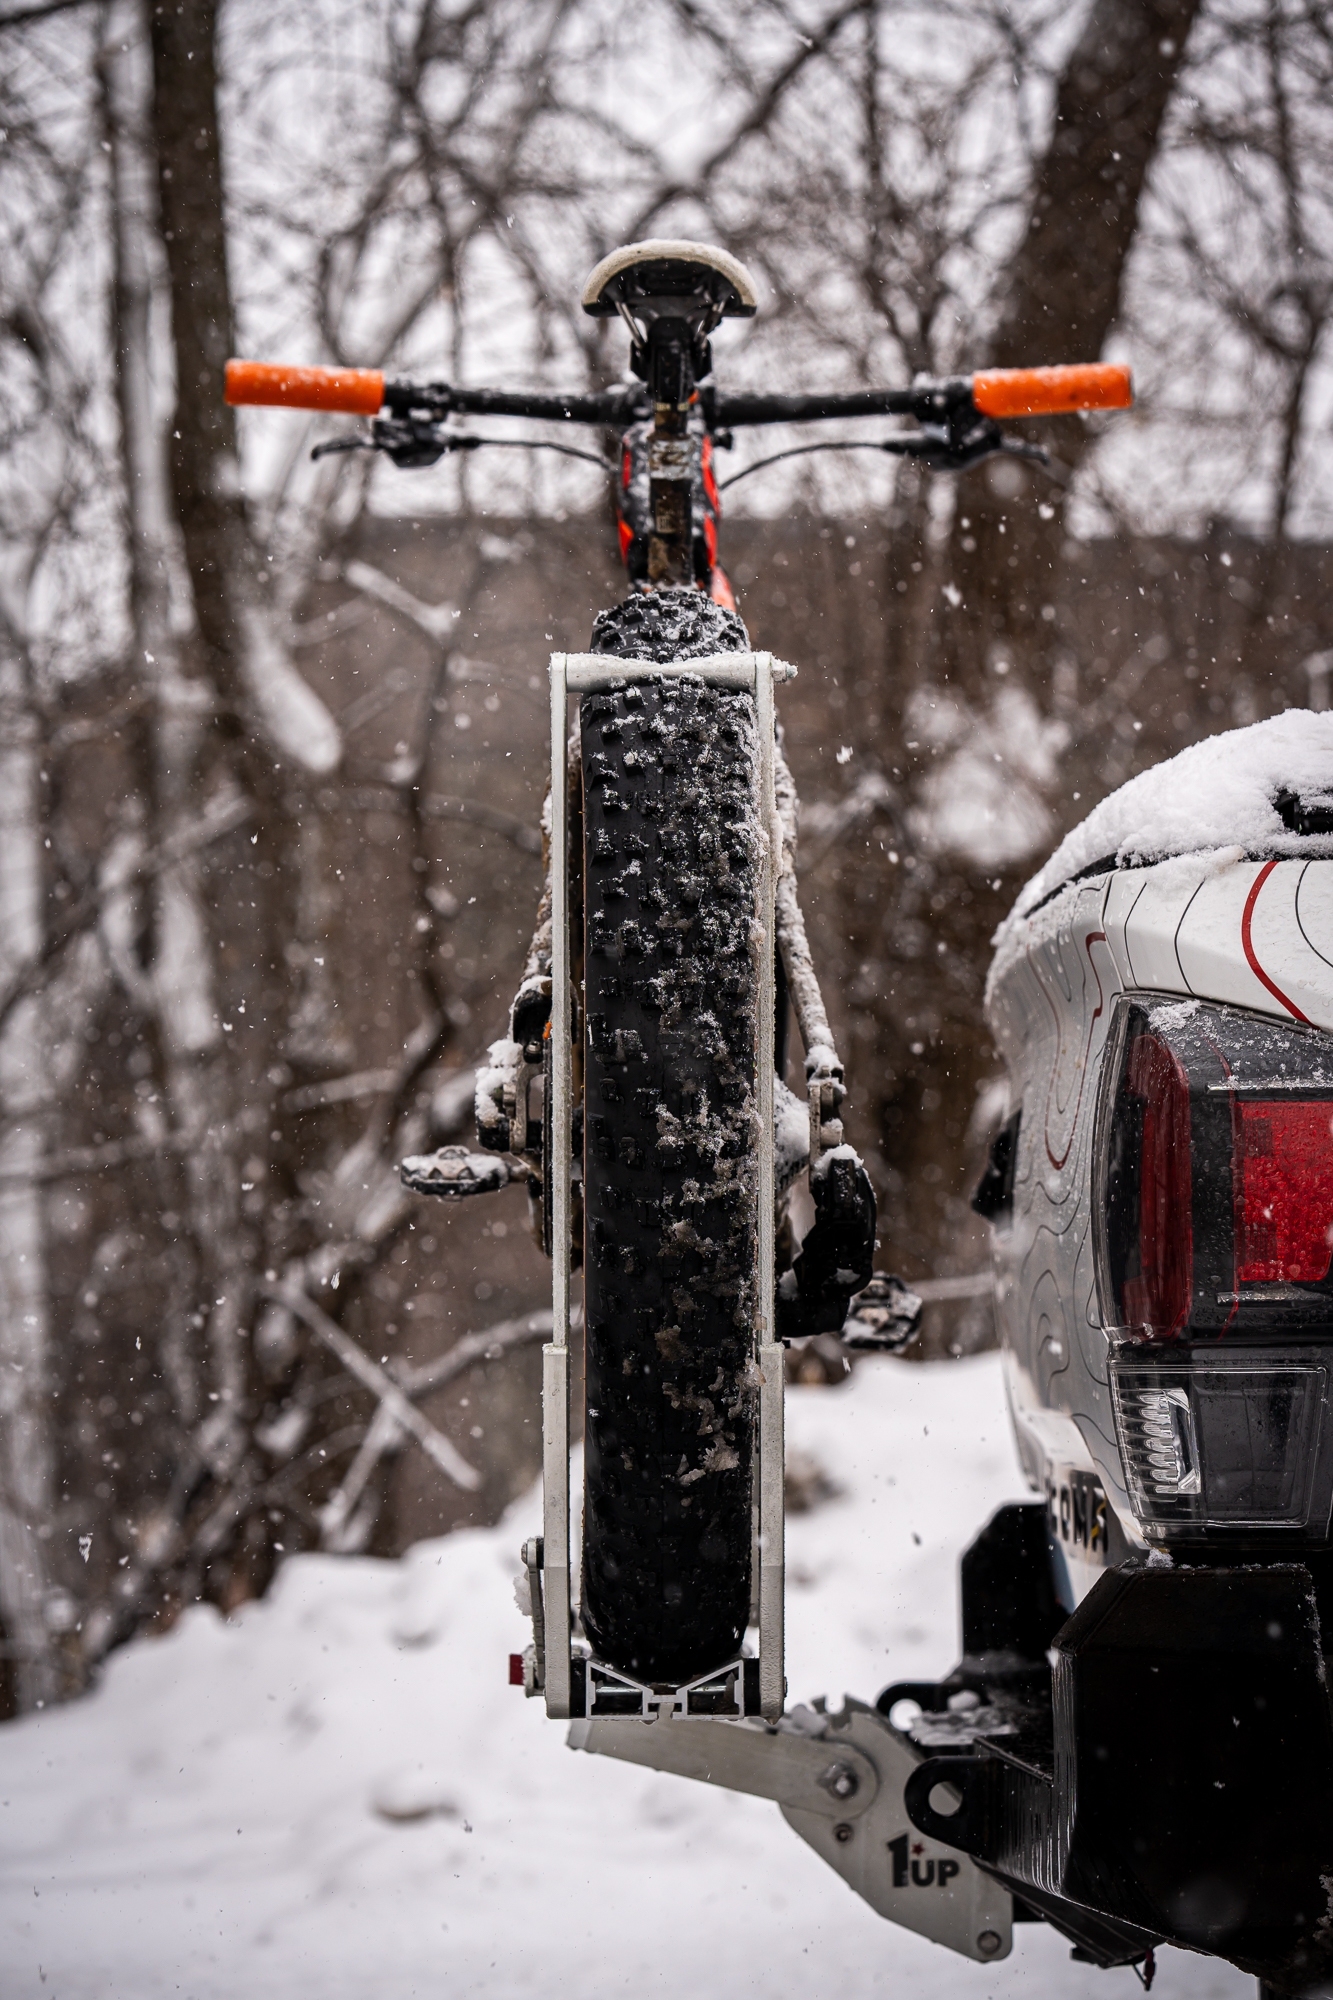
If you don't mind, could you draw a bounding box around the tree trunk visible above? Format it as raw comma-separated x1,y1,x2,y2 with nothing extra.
0,709,57,1713
146,0,246,703
143,0,290,1607
941,0,1203,701
147,0,340,777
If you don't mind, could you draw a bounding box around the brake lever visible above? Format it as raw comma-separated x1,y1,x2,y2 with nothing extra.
308,434,369,461
310,417,479,469
886,418,1049,474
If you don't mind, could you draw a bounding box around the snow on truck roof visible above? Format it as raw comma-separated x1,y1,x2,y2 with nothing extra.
1003,709,1333,934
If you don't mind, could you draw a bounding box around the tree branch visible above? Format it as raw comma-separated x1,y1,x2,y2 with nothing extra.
263,1282,481,1492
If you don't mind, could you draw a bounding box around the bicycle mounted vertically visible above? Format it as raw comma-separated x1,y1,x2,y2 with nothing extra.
226,241,1135,1973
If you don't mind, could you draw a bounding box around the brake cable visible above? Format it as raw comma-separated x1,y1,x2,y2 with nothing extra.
717,432,1048,491
312,426,613,474
312,416,1044,487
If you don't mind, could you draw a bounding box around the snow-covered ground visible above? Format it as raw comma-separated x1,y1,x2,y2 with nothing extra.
0,1354,1249,2000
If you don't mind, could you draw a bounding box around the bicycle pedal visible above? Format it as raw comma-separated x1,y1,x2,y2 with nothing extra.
841,1272,924,1352
399,1144,522,1200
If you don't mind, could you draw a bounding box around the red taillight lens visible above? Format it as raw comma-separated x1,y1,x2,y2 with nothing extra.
1121,1029,1193,1335
1101,1023,1193,1338
1234,1101,1333,1285
1098,997,1333,1343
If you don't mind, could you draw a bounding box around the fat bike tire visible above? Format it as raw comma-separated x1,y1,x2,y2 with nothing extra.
580,607,760,1688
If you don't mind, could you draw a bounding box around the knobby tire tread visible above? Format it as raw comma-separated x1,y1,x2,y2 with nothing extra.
580,615,759,1687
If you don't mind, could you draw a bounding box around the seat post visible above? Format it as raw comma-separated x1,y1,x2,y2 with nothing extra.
644,318,698,587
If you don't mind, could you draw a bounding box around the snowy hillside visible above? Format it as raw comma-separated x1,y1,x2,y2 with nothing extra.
0,1354,1247,2000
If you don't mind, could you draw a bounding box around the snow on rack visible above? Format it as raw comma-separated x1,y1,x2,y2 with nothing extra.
1003,710,1333,933
0,1354,1247,2000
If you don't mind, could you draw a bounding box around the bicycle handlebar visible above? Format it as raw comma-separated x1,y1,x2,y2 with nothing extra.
225,358,1131,428
711,364,1129,426
225,360,632,425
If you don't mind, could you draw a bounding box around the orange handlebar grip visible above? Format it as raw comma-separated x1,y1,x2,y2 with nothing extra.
972,363,1132,419
224,360,385,416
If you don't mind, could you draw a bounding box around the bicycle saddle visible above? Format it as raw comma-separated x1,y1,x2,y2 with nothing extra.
581,238,758,322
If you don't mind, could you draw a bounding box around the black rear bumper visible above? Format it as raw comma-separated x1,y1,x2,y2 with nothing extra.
895,1507,1333,1995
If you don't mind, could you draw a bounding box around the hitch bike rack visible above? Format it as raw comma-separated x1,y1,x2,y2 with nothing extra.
534,649,793,1724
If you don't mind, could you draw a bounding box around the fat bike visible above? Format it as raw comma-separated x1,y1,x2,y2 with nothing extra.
218,243,1333,1997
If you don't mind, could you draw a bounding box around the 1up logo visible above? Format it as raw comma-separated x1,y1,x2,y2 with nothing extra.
888,1833,961,1890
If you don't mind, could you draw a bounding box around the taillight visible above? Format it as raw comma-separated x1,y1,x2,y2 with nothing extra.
1110,1356,1330,1535
1114,1026,1192,1335
1234,1100,1333,1286
1096,997,1333,1340
1096,997,1333,1541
